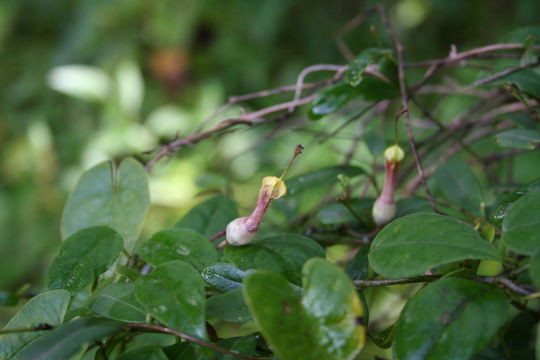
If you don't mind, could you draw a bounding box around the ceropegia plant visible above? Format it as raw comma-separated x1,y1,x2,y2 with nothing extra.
2,8,540,360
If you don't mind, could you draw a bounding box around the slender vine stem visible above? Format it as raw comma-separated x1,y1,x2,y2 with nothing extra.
126,323,268,360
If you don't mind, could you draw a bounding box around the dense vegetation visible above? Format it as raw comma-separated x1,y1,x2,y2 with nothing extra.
1,1,540,359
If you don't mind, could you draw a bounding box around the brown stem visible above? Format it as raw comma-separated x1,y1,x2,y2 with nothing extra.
144,95,314,170
355,275,536,296
209,230,226,242
376,6,437,212
127,323,266,360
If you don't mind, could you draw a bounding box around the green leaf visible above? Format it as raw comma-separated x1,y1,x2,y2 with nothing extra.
394,277,509,360
0,290,70,360
116,345,168,360
61,158,150,253
214,336,257,360
492,178,540,223
224,234,325,284
500,70,540,100
432,157,484,216
369,213,501,278
47,226,123,294
316,199,373,226
501,26,540,44
134,260,207,340
243,258,365,360
493,129,540,150
346,245,370,280
502,192,540,255
17,317,123,360
499,310,538,360
140,228,217,271
287,166,365,196
531,251,540,289
353,57,399,101
201,263,253,292
345,48,393,87
91,283,146,322
163,342,197,360
395,197,433,218
369,324,395,349
308,82,356,119
175,195,238,238
206,289,252,323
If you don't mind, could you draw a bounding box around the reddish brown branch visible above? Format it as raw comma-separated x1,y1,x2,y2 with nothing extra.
144,95,315,170
127,323,265,360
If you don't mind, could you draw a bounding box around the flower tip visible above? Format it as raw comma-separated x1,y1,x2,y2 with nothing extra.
384,145,404,163
261,176,287,199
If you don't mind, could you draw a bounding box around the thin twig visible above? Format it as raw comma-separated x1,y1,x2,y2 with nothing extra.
209,229,226,242
0,323,54,335
318,102,378,144
335,7,380,61
289,64,346,112
376,6,437,211
404,43,540,68
354,275,441,287
470,59,540,87
405,121,514,194
144,95,315,170
355,275,536,296
474,276,535,296
127,323,266,360
227,79,333,104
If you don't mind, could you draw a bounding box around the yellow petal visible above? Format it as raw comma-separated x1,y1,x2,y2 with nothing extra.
261,176,287,199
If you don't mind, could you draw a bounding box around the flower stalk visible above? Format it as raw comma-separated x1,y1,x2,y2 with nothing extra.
225,145,304,246
372,145,404,225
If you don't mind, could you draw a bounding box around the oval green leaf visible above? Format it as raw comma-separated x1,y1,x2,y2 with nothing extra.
91,283,146,322
0,290,70,360
243,258,365,360
394,277,508,360
18,317,123,360
369,213,501,278
47,226,123,294
61,158,150,253
494,128,540,150
134,260,207,340
345,48,392,87
492,177,540,223
308,82,356,120
140,228,217,271
201,263,254,292
175,194,239,239
502,191,540,255
206,288,252,323
432,157,484,217
224,234,325,284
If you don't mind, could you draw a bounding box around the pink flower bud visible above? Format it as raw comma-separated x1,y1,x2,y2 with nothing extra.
372,145,404,225
225,145,303,246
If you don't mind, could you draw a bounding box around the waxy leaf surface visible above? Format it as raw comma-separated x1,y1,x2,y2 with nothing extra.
369,213,501,278
244,258,365,360
394,278,508,360
61,158,150,252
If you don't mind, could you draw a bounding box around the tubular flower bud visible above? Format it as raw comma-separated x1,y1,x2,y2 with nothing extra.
372,145,404,225
225,145,303,246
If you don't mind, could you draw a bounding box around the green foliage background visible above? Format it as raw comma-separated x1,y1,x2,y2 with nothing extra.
1,0,539,330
